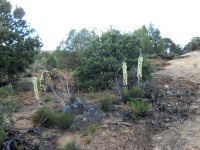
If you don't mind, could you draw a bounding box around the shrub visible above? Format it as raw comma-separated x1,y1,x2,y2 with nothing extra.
14,81,33,92
89,124,97,133
0,85,13,98
65,140,78,150
55,113,73,130
129,87,144,98
0,129,6,145
128,99,150,118
44,94,52,102
85,137,92,144
32,107,55,127
100,94,112,112
121,87,144,103
82,130,89,136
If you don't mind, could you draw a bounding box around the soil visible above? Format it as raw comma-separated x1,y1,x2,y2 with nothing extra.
5,51,200,150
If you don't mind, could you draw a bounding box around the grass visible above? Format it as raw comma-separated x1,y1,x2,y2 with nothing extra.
82,130,89,136
89,124,97,133
55,113,73,130
65,140,77,150
85,137,92,144
99,94,112,112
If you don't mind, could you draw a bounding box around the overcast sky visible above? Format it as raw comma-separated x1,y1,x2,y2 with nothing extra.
9,0,200,50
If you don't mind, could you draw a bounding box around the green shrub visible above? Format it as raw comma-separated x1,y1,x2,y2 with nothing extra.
0,129,6,144
14,81,33,92
129,87,144,98
121,87,144,103
89,124,97,133
32,107,55,127
0,85,13,98
82,130,89,136
44,94,52,102
55,113,73,130
128,99,150,118
85,137,92,144
65,140,77,150
100,94,112,112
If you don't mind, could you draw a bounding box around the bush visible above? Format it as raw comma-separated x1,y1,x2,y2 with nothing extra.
89,124,97,133
122,87,144,103
14,81,33,92
65,140,78,150
55,113,73,130
85,137,92,144
0,85,13,98
0,129,6,145
128,99,150,118
100,94,112,112
32,107,55,127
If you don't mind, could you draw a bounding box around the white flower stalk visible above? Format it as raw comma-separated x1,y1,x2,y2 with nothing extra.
32,76,39,100
122,61,128,86
137,56,143,84
40,73,46,92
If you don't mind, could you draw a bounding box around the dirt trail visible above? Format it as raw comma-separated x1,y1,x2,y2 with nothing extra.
153,51,200,150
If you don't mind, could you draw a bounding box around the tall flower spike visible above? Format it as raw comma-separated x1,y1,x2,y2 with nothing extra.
137,56,143,85
122,61,128,86
32,76,39,101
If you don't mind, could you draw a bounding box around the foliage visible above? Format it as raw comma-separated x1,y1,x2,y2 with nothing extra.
32,107,55,127
128,99,150,118
85,137,92,144
64,140,78,150
184,37,200,51
0,85,13,98
89,124,97,133
100,94,112,112
0,0,42,83
14,80,33,92
44,94,52,102
0,129,5,145
121,86,144,103
73,29,145,90
55,113,73,130
82,130,89,136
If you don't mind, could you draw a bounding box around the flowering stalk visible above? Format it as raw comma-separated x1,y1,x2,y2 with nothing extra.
137,56,143,86
32,76,39,100
122,61,128,87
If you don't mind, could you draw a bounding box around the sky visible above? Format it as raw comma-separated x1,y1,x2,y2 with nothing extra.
9,0,200,50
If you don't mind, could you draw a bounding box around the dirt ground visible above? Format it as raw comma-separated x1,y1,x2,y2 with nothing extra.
8,51,200,150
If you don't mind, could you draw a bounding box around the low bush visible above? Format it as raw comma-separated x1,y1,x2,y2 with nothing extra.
121,86,144,103
100,94,112,112
0,129,6,145
65,140,78,150
0,85,13,98
44,94,52,102
14,81,33,92
55,113,73,130
32,107,55,127
128,99,150,118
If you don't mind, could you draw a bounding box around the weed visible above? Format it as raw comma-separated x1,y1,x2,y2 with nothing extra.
89,124,97,133
55,113,73,130
85,137,92,144
0,85,13,98
0,129,5,144
100,94,112,112
32,107,55,127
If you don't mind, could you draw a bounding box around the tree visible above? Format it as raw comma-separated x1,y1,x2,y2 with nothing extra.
56,28,97,69
73,29,151,90
148,24,164,54
134,25,151,54
0,0,42,83
184,37,200,51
